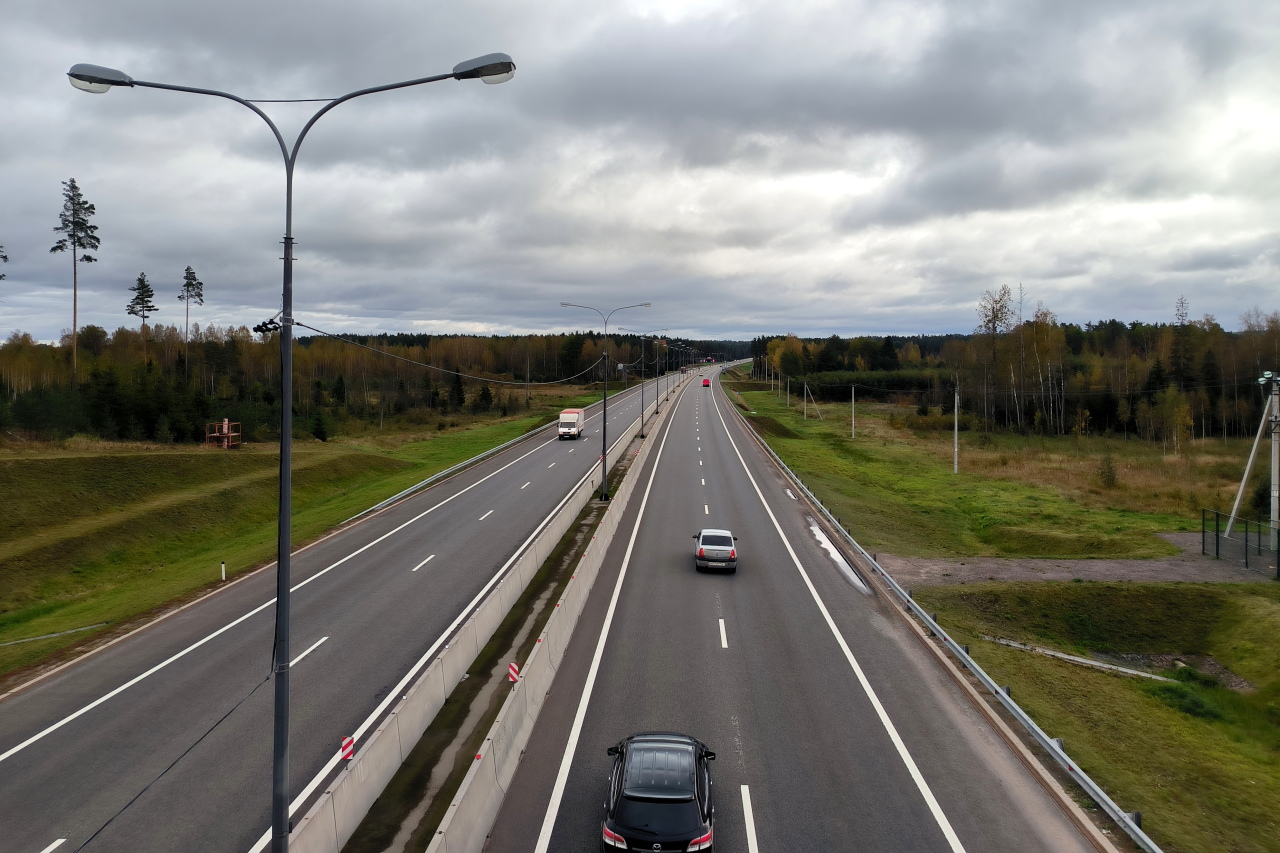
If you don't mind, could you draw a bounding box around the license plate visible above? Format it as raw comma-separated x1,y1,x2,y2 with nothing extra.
708,561,726,567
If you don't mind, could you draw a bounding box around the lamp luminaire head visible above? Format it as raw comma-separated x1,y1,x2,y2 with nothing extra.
67,63,134,94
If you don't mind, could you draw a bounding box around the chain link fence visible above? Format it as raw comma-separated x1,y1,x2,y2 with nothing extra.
1201,509,1279,578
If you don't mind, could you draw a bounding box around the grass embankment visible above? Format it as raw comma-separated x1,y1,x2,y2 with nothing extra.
0,394,603,680
721,367,1247,558
915,582,1280,853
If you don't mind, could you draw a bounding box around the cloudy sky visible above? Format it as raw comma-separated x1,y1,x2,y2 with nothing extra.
2,0,1277,342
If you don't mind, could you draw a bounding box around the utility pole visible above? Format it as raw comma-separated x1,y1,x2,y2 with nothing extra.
954,383,960,474
851,384,855,439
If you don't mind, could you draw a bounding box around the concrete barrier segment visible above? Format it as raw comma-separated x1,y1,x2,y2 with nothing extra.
332,712,406,844
287,795,339,853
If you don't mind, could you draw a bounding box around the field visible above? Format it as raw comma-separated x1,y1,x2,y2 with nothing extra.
0,387,605,681
722,368,1255,559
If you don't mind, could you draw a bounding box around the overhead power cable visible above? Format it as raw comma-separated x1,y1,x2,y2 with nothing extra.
291,320,607,386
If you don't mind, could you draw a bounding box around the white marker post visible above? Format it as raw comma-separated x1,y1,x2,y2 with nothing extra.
221,561,226,581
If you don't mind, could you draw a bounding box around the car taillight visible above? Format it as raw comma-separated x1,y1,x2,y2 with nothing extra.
602,825,627,848
729,549,735,559
688,828,713,851
698,547,705,558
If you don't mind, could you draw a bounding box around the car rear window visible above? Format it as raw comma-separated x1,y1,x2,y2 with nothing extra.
701,534,733,547
615,795,701,835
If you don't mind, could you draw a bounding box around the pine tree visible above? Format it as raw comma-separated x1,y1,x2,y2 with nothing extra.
127,273,158,365
50,178,101,384
1170,295,1192,391
178,265,204,380
0,244,8,280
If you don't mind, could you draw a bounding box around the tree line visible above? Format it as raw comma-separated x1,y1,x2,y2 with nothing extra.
750,289,1280,447
0,324,747,442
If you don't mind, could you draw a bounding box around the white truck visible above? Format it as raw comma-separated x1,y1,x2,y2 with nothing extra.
558,408,585,439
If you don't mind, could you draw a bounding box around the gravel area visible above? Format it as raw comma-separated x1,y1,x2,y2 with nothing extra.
877,532,1276,588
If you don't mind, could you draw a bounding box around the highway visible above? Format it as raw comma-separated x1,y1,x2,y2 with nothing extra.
488,370,1098,852
0,376,676,853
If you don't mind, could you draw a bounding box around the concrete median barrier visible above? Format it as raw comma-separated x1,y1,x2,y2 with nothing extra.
424,381,678,853
287,379,682,853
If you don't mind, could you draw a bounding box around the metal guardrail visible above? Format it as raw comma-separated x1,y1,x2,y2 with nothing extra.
720,382,1162,853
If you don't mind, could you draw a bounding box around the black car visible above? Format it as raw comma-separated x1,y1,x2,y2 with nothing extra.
602,732,715,852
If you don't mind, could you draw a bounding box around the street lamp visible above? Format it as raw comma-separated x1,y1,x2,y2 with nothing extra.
69,53,515,853
561,301,650,499
619,327,666,437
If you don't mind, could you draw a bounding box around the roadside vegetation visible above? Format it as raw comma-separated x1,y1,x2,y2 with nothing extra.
721,365,1242,558
0,386,607,682
915,582,1280,853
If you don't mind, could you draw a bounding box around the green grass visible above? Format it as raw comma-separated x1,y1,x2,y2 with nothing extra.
914,582,1280,853
0,410,563,679
723,373,1187,558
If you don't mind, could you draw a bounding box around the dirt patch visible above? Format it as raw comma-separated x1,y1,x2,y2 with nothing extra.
1094,652,1257,693
879,532,1274,588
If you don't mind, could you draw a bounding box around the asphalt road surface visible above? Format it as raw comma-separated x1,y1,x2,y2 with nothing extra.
489,370,1097,853
0,376,679,853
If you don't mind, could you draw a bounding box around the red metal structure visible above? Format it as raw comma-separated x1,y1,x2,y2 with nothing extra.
206,418,242,449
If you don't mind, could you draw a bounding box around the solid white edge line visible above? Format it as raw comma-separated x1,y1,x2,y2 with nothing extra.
0,390,646,769
247,418,644,853
411,554,436,572
741,785,759,853
479,510,494,521
38,840,66,853
290,637,328,668
710,390,968,853
532,383,686,853
719,619,728,649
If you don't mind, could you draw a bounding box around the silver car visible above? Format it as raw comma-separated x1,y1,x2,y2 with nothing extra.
693,528,738,573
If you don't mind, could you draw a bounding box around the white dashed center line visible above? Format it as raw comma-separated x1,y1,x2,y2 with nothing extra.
704,505,709,515
719,619,728,648
742,786,760,853
548,462,556,469
701,478,705,485
568,449,574,453
479,510,494,521
699,460,703,466
290,636,328,667
412,555,435,572
38,841,66,853
521,482,530,490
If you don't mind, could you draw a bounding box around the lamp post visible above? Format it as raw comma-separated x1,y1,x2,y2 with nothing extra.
620,327,666,436
69,54,515,853
561,301,650,499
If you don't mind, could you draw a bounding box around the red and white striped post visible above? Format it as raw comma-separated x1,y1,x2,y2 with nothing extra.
341,736,354,761
508,662,519,682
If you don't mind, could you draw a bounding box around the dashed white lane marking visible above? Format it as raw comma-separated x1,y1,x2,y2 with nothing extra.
521,482,530,490
479,509,494,521
701,478,705,485
290,636,328,667
39,841,66,853
719,619,728,648
411,554,436,571
704,505,709,515
699,460,702,466
548,462,556,468
785,489,796,500
742,786,760,853
710,388,967,853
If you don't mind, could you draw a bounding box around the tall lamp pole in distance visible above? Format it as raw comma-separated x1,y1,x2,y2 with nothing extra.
619,327,666,436
68,54,516,853
561,301,650,500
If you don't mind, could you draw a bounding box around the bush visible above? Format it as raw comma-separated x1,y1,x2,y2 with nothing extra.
1098,448,1118,488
